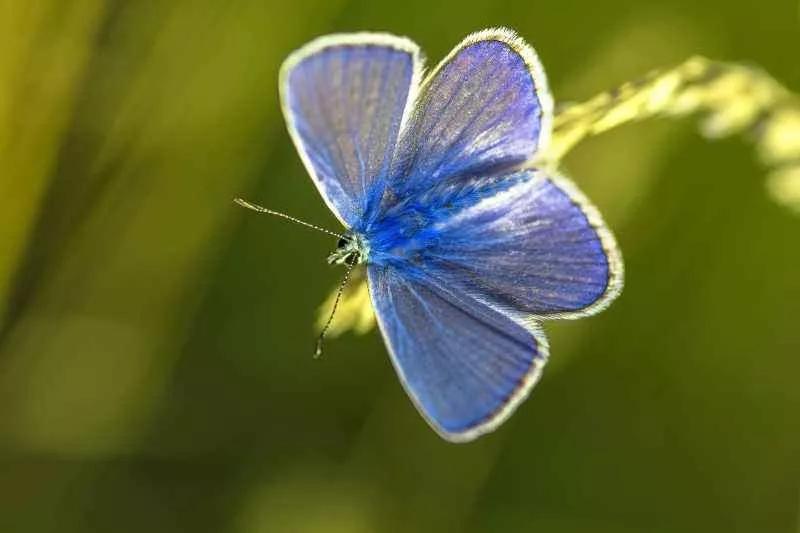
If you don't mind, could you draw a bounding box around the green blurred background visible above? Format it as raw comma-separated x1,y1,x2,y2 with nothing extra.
2,1,799,532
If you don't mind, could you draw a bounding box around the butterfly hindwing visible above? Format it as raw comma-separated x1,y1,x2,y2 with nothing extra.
280,34,423,226
420,169,623,319
391,28,553,195
368,264,549,442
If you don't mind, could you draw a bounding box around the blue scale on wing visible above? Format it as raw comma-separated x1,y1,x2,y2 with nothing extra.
368,170,612,318
284,41,417,226
368,264,547,436
391,41,544,194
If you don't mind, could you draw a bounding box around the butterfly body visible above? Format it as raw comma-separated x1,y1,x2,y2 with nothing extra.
344,170,524,275
328,234,366,266
278,28,623,441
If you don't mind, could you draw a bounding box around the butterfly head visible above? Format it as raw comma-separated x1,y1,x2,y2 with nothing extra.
327,232,368,266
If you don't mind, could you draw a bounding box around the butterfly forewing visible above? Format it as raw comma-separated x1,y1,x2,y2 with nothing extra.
280,34,422,226
368,264,549,442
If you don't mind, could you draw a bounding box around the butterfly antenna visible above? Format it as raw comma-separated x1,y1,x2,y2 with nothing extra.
314,261,356,359
234,198,346,239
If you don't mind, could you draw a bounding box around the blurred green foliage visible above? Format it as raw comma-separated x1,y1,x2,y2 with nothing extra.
1,1,799,532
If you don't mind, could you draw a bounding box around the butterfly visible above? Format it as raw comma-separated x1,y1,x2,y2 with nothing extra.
240,28,623,442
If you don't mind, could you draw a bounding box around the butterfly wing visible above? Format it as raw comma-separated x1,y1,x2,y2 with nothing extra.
391,28,552,194
280,33,423,226
366,170,620,440
368,264,548,442
421,169,623,319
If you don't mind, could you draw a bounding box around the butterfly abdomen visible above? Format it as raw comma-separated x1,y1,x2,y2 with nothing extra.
363,171,529,267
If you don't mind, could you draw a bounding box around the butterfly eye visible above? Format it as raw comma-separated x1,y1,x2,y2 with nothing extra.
337,237,350,249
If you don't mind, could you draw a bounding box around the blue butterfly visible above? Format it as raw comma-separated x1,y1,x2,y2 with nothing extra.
245,28,623,442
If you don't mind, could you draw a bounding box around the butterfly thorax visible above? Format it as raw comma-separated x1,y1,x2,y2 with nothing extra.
356,172,530,268
327,207,436,270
